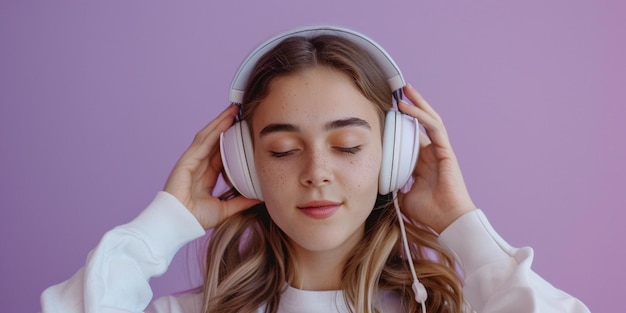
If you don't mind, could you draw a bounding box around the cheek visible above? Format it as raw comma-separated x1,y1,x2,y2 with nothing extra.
345,154,381,221
256,158,287,187
345,152,382,193
254,154,293,204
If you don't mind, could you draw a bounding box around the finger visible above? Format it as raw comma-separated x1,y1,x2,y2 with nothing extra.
220,196,262,220
419,129,431,148
193,104,239,146
399,97,451,150
403,84,442,122
208,142,224,172
181,105,239,162
203,144,225,185
192,136,229,195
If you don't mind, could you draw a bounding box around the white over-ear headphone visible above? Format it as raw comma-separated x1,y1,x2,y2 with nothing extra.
220,25,420,200
220,26,428,307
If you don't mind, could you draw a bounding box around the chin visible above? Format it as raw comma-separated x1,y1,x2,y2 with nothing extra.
288,228,364,254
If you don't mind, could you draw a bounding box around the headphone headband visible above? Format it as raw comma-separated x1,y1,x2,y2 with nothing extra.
229,25,406,104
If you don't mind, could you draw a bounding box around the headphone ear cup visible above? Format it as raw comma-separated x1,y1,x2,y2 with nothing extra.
379,111,397,195
379,110,420,195
220,121,264,200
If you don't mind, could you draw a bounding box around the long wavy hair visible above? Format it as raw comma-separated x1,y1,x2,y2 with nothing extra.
201,34,464,313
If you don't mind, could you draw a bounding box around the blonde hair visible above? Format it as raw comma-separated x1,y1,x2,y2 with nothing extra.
202,35,464,312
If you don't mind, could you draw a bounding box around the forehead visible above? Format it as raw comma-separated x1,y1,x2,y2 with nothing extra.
251,66,381,131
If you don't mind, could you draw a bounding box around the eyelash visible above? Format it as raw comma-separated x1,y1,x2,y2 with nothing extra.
270,150,295,158
336,146,362,154
269,146,362,158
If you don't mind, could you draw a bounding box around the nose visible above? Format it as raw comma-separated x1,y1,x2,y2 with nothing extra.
300,148,333,187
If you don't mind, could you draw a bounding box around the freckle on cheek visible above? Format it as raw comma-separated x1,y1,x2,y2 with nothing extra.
276,173,286,185
259,165,286,185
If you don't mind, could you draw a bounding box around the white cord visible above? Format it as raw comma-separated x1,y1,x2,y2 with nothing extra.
392,190,427,312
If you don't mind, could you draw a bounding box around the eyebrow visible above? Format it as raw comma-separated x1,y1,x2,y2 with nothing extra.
259,117,371,137
325,117,371,131
259,123,299,136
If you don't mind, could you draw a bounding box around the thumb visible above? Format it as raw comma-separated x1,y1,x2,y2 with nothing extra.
221,196,263,220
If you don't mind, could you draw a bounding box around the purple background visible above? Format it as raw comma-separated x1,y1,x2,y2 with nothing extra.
1,1,624,312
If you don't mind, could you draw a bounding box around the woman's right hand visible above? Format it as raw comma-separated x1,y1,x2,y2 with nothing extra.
164,105,261,229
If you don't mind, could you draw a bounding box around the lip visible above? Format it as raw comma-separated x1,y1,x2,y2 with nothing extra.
297,200,341,219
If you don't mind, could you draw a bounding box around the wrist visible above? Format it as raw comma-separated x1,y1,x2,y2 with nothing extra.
433,206,476,234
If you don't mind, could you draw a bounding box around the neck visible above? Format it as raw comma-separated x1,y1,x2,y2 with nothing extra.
289,226,364,291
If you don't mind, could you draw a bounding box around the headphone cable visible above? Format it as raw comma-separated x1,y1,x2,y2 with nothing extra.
393,190,428,312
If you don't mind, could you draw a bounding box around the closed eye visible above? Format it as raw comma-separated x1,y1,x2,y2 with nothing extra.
336,146,362,154
270,150,297,158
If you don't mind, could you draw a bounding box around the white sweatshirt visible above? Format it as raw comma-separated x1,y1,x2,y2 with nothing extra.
40,192,590,312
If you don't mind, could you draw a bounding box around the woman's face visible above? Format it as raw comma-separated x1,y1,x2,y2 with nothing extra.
251,66,383,256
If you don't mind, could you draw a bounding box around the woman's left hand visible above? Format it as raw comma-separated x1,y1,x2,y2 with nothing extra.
397,84,476,233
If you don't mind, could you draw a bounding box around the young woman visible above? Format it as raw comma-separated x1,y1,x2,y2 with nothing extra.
41,26,589,313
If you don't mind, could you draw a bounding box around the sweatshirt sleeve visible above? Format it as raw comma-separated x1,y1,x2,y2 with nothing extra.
40,192,206,313
438,209,589,313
